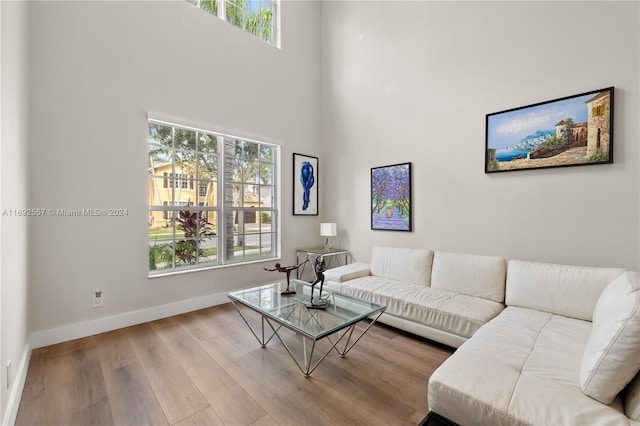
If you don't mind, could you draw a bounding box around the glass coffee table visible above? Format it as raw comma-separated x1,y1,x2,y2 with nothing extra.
228,279,386,377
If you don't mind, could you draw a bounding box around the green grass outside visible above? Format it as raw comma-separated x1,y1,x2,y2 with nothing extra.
149,228,185,238
149,228,262,239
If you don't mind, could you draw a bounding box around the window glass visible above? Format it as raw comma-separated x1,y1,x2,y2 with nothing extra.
148,119,278,275
185,0,278,47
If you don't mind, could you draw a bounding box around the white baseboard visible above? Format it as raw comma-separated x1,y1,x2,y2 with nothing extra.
2,343,31,426
29,291,230,349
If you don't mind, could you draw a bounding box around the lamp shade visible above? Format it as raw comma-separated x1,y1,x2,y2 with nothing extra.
320,223,337,237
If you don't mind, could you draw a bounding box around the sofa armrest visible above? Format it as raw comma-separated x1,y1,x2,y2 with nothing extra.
324,262,371,283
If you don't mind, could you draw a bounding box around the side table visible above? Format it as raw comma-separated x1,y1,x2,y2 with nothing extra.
295,247,350,282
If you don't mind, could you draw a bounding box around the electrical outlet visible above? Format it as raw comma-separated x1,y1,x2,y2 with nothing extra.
92,290,103,308
6,361,11,389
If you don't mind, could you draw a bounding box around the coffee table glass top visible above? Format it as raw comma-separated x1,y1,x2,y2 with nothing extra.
228,279,386,340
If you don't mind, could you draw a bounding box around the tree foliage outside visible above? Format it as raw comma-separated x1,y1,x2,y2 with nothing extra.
149,211,216,270
149,243,172,271
246,6,273,43
174,210,216,265
261,212,271,224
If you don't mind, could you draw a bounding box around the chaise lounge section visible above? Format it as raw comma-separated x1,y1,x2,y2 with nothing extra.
428,263,640,425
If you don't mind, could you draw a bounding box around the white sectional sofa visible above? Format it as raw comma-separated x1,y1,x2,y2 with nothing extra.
324,246,640,425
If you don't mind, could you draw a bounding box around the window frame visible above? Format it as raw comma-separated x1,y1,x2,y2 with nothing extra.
148,117,280,276
186,0,280,48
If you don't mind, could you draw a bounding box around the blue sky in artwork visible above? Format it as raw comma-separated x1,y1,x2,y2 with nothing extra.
487,94,592,150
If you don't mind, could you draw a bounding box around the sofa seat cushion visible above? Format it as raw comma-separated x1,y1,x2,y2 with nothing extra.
428,306,628,426
327,276,503,339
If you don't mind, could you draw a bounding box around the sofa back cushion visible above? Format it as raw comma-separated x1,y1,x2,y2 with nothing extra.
430,252,507,302
370,246,433,286
580,271,640,404
505,260,625,321
625,372,640,421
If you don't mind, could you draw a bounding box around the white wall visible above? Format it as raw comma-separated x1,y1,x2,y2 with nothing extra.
1,0,30,423
21,0,640,351
28,1,322,337
321,1,640,271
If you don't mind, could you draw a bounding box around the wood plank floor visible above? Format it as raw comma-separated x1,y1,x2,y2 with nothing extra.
16,303,454,426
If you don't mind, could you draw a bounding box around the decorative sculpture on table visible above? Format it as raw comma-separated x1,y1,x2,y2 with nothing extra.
263,260,308,295
308,256,330,309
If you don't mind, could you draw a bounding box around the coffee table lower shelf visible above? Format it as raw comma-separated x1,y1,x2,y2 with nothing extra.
228,280,386,377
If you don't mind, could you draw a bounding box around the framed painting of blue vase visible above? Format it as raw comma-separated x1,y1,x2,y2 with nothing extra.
293,153,318,216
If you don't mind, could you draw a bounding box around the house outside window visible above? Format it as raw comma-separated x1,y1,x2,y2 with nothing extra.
185,0,279,47
148,118,278,275
199,182,209,197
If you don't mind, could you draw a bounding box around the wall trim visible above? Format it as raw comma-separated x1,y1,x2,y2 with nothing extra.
3,343,31,426
29,291,230,349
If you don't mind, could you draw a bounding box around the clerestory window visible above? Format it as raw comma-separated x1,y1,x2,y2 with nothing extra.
186,0,279,47
148,118,278,275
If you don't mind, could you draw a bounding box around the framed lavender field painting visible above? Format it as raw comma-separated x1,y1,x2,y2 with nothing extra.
371,162,412,231
293,153,318,215
486,87,614,173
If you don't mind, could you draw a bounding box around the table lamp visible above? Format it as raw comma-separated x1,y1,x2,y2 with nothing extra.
320,223,337,250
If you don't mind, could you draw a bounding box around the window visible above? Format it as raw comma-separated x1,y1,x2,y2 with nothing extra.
592,105,605,117
185,0,278,47
148,119,278,275
164,173,190,189
198,182,209,197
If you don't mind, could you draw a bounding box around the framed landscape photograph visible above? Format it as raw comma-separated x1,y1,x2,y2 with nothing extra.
371,162,412,231
485,87,614,173
293,153,318,215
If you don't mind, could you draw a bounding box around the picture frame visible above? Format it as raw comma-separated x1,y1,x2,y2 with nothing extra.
485,87,614,173
371,162,412,232
293,153,318,215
